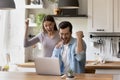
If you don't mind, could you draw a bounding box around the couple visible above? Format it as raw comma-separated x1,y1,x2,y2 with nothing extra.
24,15,86,74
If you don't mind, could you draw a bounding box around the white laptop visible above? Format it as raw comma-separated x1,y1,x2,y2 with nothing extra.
34,57,61,76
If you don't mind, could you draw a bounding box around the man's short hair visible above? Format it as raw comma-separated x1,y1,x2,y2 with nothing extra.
58,21,73,33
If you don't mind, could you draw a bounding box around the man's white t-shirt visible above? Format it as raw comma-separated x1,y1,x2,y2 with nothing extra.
62,44,70,73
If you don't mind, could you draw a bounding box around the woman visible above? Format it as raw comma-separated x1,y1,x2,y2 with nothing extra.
24,15,60,57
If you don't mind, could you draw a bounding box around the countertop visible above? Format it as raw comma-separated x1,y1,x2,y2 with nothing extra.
17,61,120,73
86,61,120,69
17,62,35,68
85,61,120,73
17,61,120,69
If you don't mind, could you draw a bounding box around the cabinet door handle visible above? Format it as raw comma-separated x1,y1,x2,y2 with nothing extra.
96,29,104,31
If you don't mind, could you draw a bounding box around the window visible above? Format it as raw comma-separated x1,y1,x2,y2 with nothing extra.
0,10,10,66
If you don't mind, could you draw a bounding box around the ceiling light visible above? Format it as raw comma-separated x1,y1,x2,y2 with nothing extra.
0,0,16,9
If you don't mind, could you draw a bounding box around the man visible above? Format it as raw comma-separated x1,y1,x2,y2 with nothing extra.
52,21,86,74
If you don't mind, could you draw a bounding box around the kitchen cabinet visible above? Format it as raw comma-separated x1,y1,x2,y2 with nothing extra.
88,0,120,33
114,0,120,32
88,0,113,33
96,69,120,74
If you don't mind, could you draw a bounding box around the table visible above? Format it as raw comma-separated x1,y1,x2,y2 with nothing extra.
0,72,113,80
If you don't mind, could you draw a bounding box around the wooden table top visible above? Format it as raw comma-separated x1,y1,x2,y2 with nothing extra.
0,72,113,80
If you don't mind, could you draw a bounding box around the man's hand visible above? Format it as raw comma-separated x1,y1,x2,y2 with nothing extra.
76,31,84,39
75,31,84,53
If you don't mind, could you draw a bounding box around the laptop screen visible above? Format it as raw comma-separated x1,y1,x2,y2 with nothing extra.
34,57,61,76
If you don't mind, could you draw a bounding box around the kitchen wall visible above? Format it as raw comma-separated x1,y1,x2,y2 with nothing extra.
8,0,120,64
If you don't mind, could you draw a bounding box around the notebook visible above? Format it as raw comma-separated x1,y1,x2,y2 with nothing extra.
34,57,61,75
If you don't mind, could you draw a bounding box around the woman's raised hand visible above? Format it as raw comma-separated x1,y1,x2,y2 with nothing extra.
25,19,29,30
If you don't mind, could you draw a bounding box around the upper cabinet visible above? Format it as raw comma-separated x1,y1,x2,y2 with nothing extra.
88,0,113,33
88,0,120,33
114,0,120,32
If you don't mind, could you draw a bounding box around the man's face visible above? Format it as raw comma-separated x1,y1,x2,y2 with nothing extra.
59,27,71,44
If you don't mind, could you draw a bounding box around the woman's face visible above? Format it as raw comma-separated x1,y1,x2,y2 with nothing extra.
43,21,55,33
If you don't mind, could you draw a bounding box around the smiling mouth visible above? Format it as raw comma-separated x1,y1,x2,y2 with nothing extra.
62,39,68,42
62,38,67,40
48,30,52,32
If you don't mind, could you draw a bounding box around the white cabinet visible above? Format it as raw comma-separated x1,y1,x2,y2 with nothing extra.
96,69,120,80
96,69,120,74
88,0,113,33
114,0,120,32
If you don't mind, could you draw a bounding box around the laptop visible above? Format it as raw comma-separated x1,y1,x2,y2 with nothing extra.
34,57,61,76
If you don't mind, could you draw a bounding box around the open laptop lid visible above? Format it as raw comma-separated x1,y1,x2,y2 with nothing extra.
34,57,61,76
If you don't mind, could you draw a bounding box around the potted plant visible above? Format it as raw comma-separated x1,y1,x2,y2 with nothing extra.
35,13,46,27
33,13,46,35
66,69,75,80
